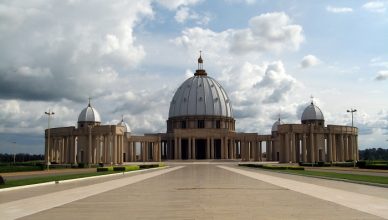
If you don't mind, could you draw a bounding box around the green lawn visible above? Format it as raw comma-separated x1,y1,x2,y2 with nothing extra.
0,171,120,189
1,163,165,189
276,169,388,185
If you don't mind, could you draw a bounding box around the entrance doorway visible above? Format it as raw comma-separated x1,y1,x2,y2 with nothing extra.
214,139,221,159
196,139,206,159
181,139,189,160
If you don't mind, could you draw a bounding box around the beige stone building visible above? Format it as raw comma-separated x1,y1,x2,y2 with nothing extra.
45,55,358,165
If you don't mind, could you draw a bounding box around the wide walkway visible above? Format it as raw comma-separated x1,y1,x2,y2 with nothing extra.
0,163,387,219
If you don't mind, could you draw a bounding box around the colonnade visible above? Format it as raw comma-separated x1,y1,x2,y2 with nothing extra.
240,140,264,161
272,132,358,163
45,132,134,165
126,140,161,162
160,135,269,161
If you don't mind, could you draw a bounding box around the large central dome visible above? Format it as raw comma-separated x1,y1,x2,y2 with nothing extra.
168,56,233,119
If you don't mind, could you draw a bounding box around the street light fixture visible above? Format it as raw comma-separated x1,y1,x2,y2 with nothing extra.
347,108,357,127
45,109,55,171
347,108,357,167
12,141,16,164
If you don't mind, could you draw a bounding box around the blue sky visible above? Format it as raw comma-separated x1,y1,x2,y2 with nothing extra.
0,0,387,154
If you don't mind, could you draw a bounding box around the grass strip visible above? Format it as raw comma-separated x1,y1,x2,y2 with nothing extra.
275,169,388,185
0,171,120,189
1,163,165,189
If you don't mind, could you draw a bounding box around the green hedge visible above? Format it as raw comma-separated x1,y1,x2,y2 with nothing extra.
139,164,159,169
239,164,304,171
0,165,44,173
356,160,388,170
97,165,140,172
113,166,126,171
262,165,304,170
97,167,111,172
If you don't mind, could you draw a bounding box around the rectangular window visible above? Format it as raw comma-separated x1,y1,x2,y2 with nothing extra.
181,121,186,129
198,120,205,128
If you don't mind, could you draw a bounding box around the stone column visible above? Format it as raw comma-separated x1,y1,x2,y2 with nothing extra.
221,137,225,159
206,137,210,159
327,134,332,162
344,135,349,161
174,137,178,160
71,136,76,164
225,137,229,159
350,135,355,161
340,134,344,161
309,133,314,163
291,133,296,162
233,140,237,159
132,141,137,162
192,137,196,159
178,138,181,160
355,135,359,161
349,135,353,161
211,137,214,159
314,134,319,162
252,141,257,161
228,139,233,159
259,141,262,161
240,141,245,161
295,136,300,163
331,134,337,162
285,133,290,163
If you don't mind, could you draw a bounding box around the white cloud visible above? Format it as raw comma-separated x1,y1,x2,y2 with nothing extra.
174,12,304,55
156,0,201,10
375,70,388,80
174,7,210,25
230,12,304,54
175,7,190,23
362,1,386,13
300,55,321,68
225,0,256,5
326,6,353,13
0,0,153,102
370,57,388,68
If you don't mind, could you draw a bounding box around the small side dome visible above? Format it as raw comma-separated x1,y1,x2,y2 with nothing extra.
78,101,101,123
272,119,283,132
117,117,131,133
301,101,324,123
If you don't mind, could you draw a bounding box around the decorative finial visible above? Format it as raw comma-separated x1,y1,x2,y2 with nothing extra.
310,95,314,105
278,113,281,122
88,96,92,107
121,114,124,122
195,51,207,76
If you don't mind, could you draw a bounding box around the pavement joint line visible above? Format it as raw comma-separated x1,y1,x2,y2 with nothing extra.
0,166,184,220
219,165,388,220
0,166,168,193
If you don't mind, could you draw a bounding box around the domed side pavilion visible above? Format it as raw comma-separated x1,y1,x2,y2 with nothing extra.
269,101,358,163
44,55,358,165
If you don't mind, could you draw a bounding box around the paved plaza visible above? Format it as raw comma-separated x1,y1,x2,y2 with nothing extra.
1,163,388,219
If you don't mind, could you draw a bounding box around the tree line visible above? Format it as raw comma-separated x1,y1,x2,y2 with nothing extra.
0,153,44,163
359,148,388,160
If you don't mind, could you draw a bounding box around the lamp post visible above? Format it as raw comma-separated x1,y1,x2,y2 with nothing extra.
45,109,55,171
347,108,357,167
347,108,357,127
12,141,16,164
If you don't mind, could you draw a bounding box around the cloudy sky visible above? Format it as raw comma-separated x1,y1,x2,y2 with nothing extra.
1,0,388,154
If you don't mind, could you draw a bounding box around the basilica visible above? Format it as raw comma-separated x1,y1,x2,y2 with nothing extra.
44,55,358,165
